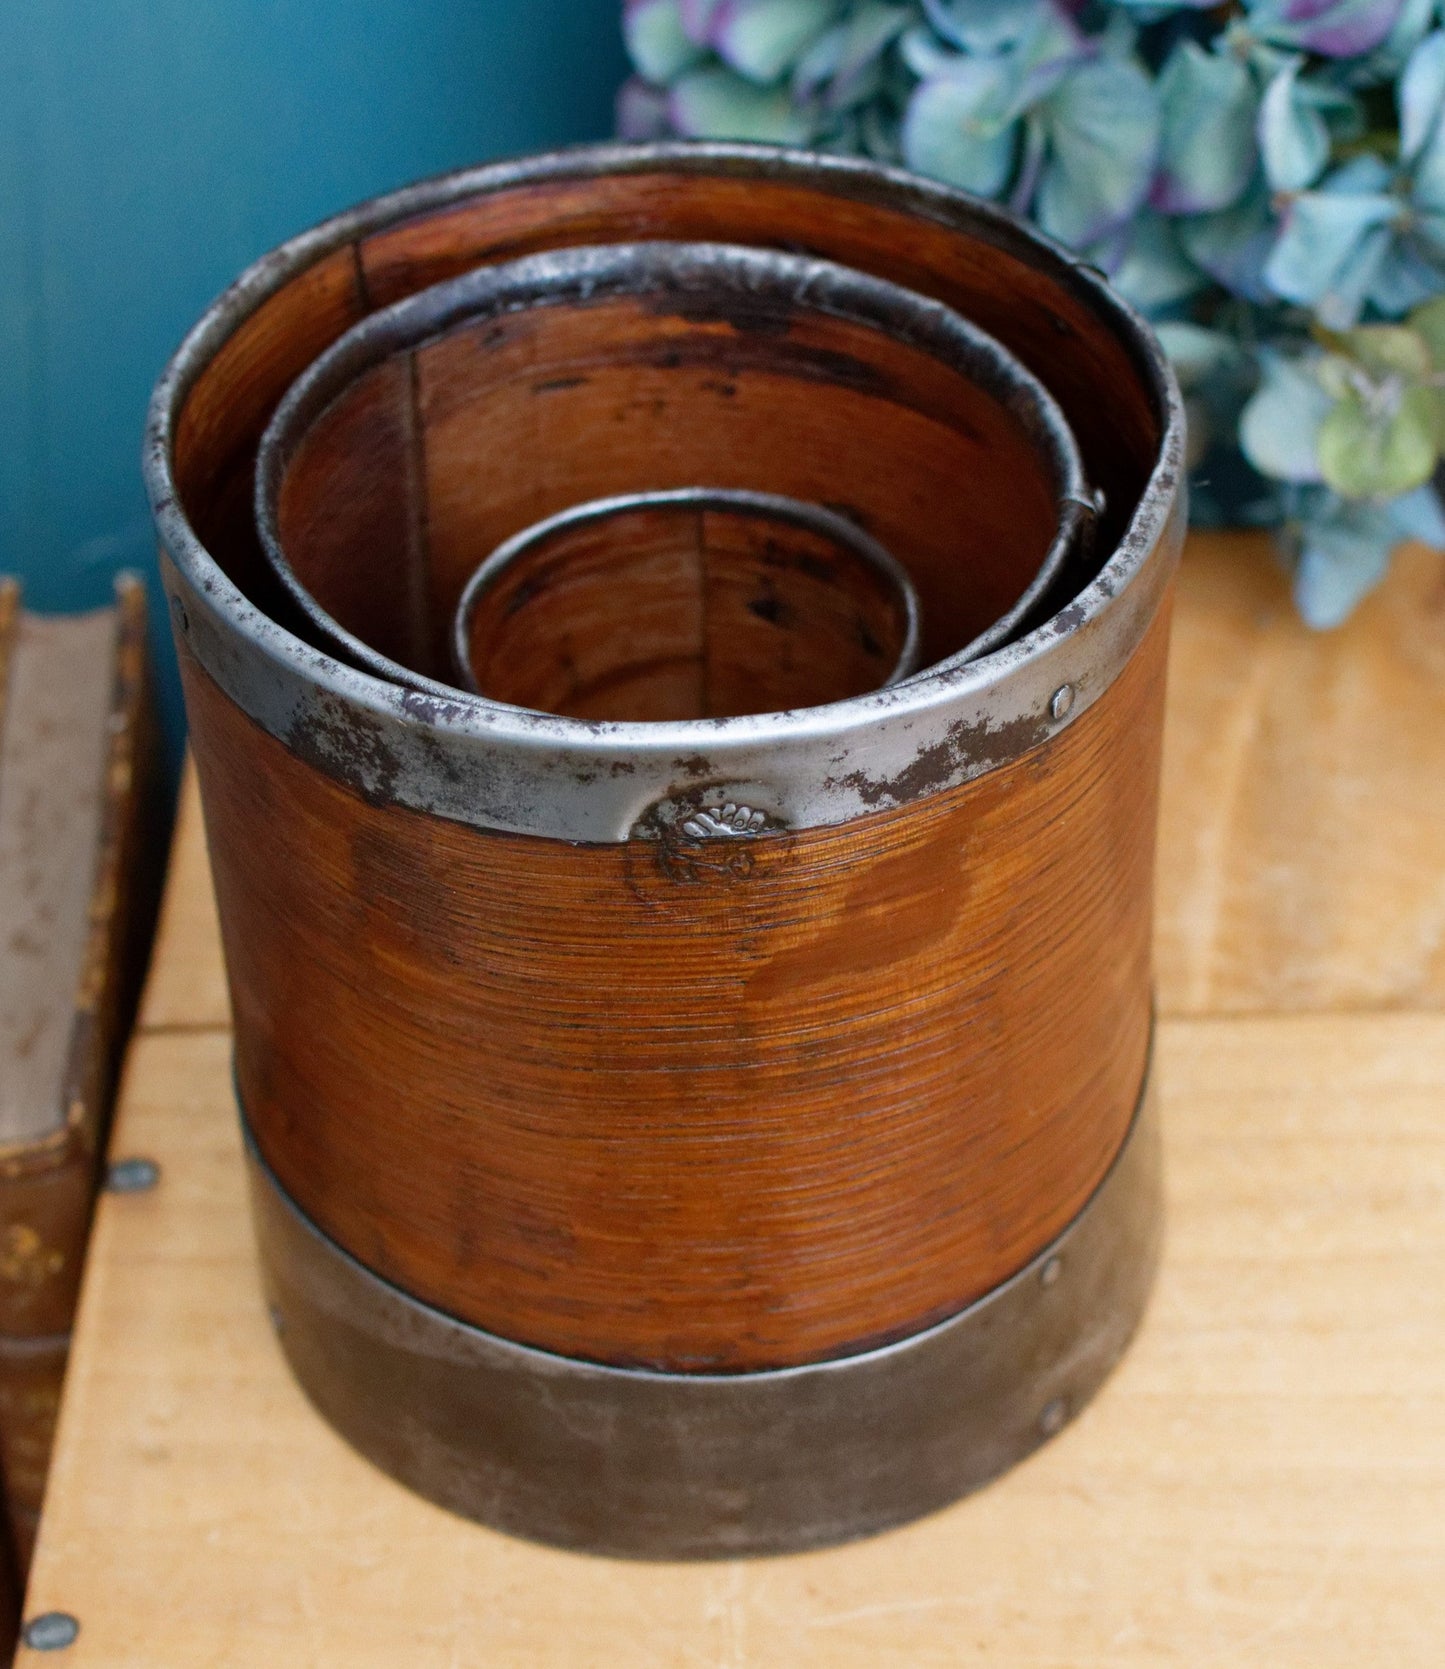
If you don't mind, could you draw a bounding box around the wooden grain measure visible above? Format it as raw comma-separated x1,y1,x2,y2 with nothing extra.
148,144,1182,1549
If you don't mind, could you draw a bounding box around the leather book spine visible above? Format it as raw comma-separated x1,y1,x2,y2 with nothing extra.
0,575,165,1576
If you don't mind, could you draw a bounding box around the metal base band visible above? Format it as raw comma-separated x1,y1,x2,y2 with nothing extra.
244,1065,1160,1560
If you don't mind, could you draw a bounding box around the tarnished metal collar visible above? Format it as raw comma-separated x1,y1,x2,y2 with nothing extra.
145,142,1186,843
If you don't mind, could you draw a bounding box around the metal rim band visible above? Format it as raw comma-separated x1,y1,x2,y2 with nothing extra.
244,1047,1161,1561
254,240,1085,701
147,142,1186,843
448,488,927,699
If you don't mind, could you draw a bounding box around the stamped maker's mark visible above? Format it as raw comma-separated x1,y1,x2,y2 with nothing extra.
632,799,786,885
681,803,769,840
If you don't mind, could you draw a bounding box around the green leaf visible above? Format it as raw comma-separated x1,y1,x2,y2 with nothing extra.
1321,323,1433,380
1429,388,1445,452
1317,384,1439,498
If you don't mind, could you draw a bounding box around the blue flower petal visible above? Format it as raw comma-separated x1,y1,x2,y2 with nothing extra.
617,76,674,140
709,0,843,84
1263,184,1400,323
1368,236,1445,312
668,65,817,140
679,0,727,44
1153,41,1258,214
1091,213,1207,313
899,23,960,79
902,59,1020,196
1324,152,1396,194
1258,58,1331,192
794,4,909,110
1293,501,1396,627
625,0,710,82
1399,29,1445,163
1347,0,1436,83
1009,6,1089,117
1406,40,1445,215
1155,322,1242,387
1386,482,1445,545
1239,351,1332,482
1035,55,1160,247
1179,182,1280,303
921,0,1047,54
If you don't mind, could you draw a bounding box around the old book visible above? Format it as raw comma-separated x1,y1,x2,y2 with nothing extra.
0,574,165,1573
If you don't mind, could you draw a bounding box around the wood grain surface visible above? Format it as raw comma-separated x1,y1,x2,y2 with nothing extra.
275,281,1064,684
454,496,919,719
161,159,1172,1375
20,1013,1444,1667
1158,532,1445,1014
351,167,1162,566
133,768,229,1033
180,607,1166,1371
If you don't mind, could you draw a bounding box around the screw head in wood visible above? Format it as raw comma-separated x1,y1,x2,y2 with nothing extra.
106,1157,161,1193
22,1612,80,1651
1048,685,1075,722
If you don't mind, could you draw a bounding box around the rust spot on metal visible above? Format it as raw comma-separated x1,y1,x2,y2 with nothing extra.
835,711,1051,808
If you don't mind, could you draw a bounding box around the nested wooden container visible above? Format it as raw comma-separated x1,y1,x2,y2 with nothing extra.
253,239,1086,699
145,143,1185,1559
448,486,925,715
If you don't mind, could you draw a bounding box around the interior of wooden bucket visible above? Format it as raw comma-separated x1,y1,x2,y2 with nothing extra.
171,164,1164,675
274,287,1060,684
456,498,916,720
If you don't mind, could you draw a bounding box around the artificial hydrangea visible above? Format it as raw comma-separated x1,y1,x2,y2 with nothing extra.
619,0,1445,625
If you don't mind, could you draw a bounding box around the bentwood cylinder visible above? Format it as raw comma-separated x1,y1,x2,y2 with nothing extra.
253,239,1088,698
445,488,925,715
145,143,1185,1558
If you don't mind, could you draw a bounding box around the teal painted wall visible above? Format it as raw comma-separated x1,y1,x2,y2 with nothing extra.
0,1,626,758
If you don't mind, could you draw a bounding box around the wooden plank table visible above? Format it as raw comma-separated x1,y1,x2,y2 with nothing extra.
19,532,1445,1665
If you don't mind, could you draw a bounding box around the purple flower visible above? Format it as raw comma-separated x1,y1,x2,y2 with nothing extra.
617,76,673,138
1247,0,1408,59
